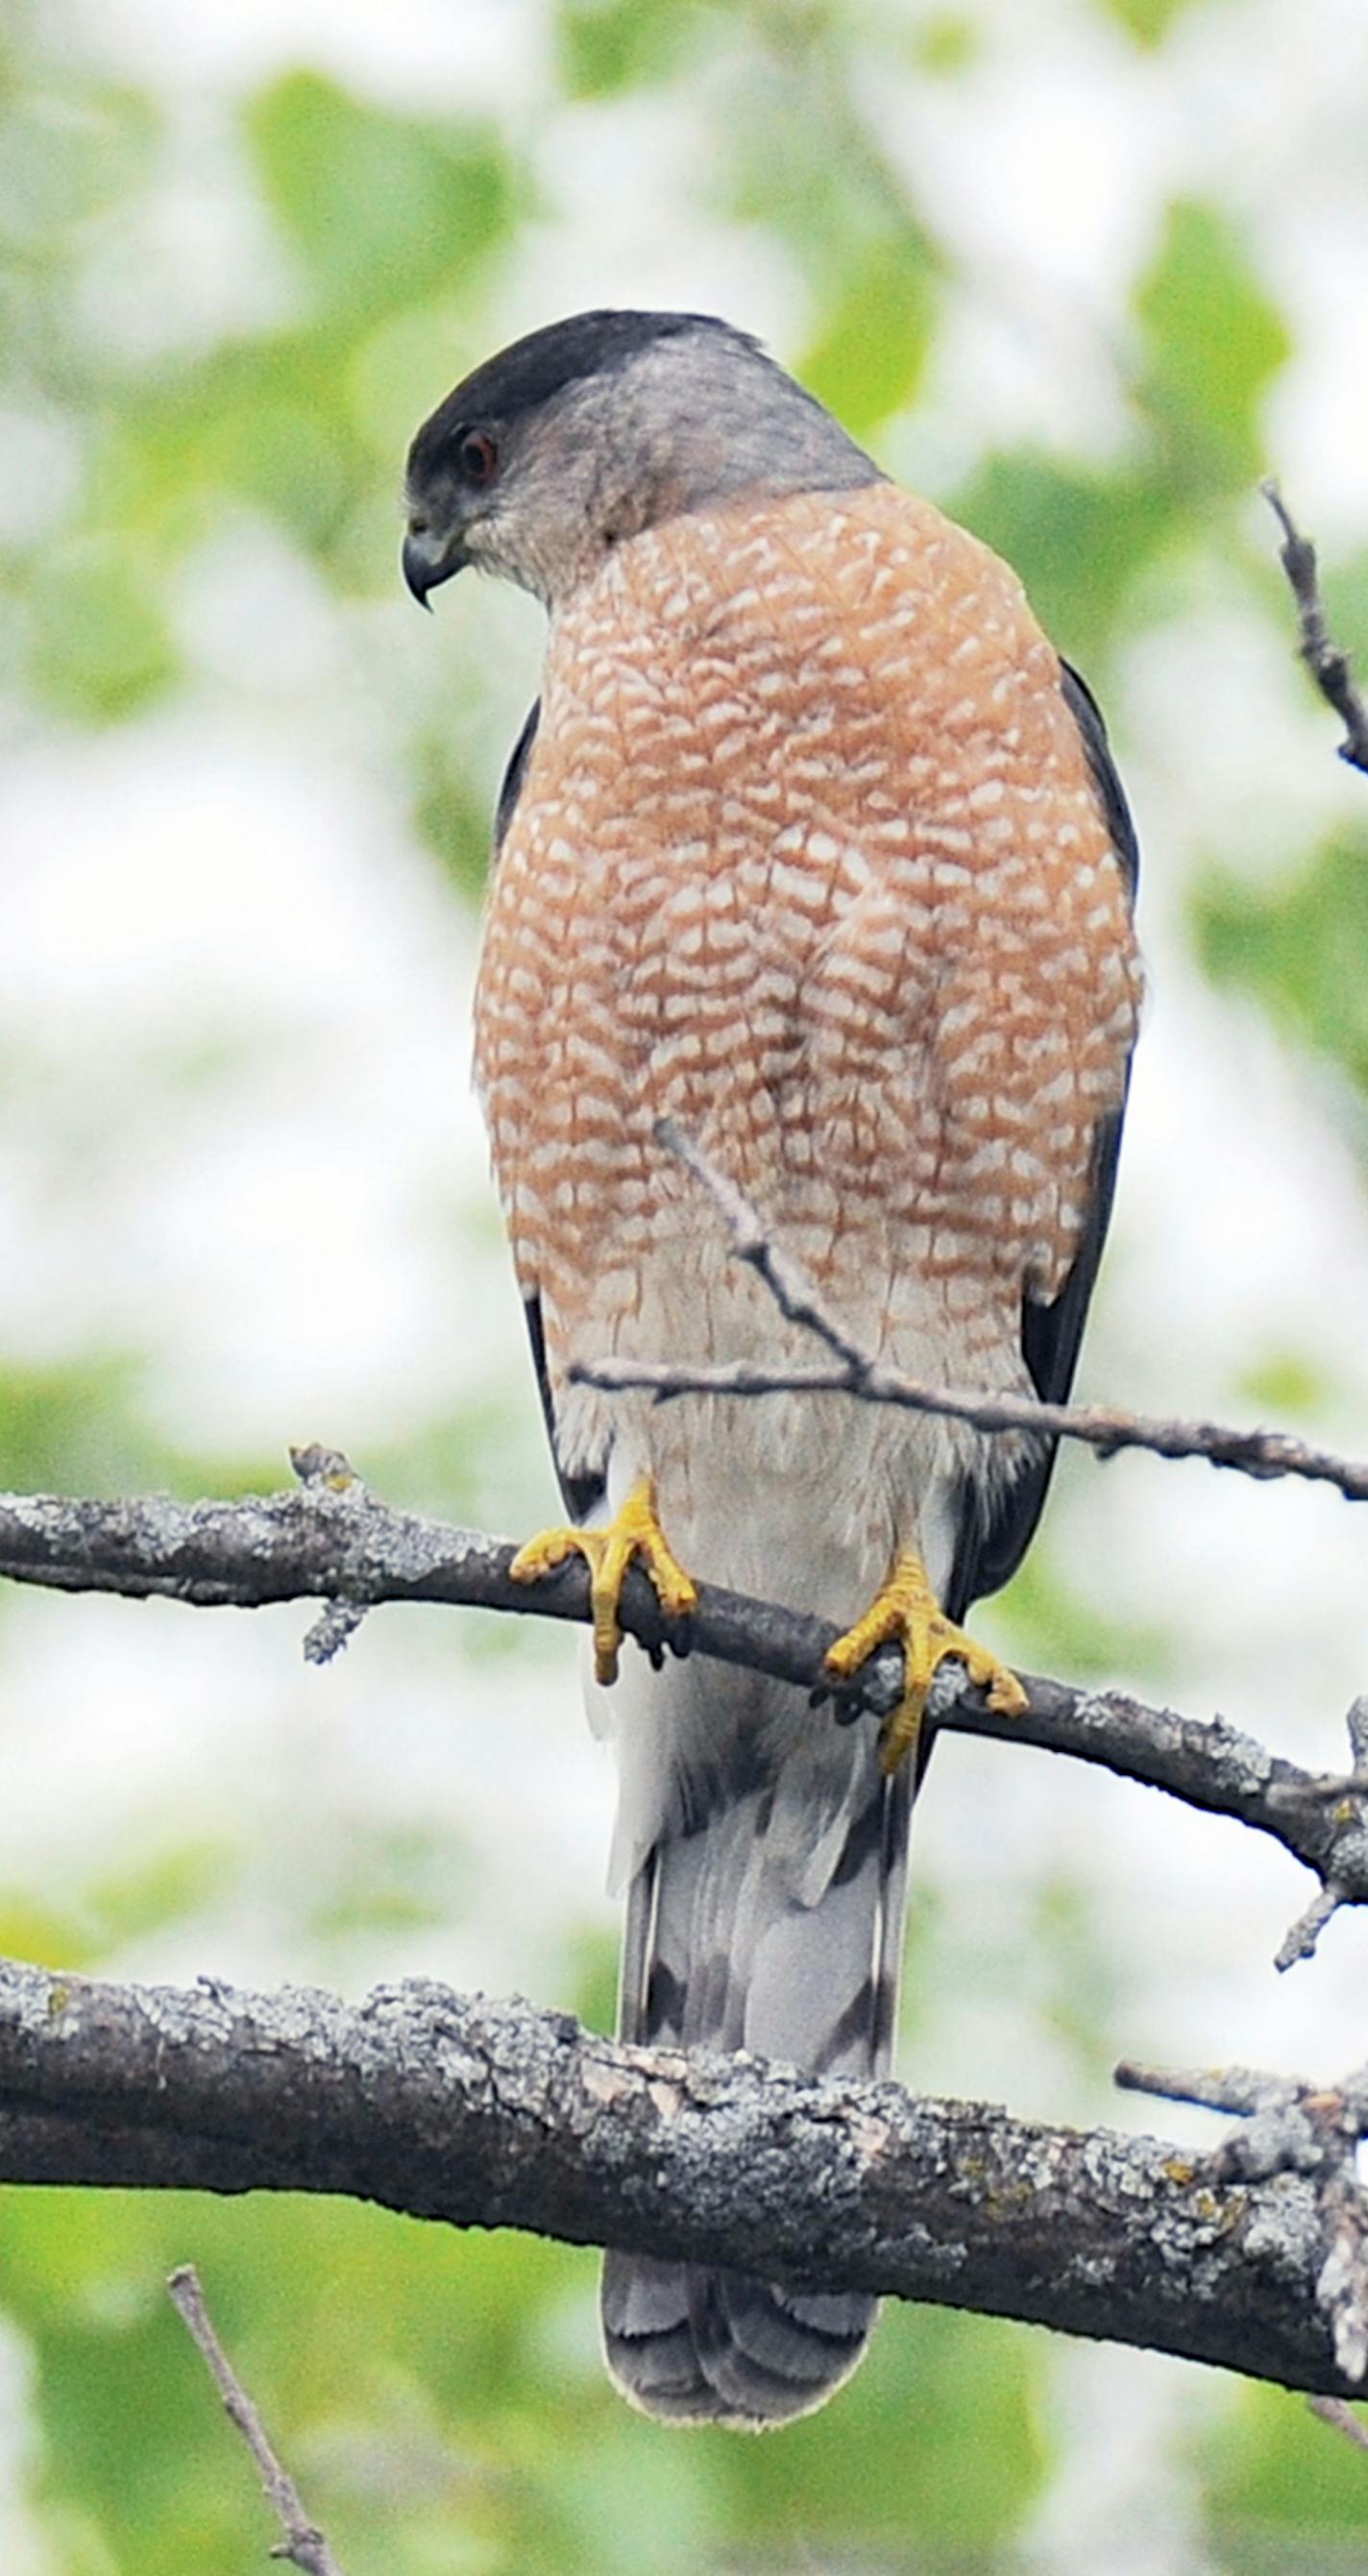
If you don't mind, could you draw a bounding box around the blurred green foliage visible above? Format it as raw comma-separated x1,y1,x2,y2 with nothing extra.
247,73,515,328
1135,199,1292,498
2,0,1364,2566
1195,827,1368,1099
557,0,711,95
1204,2381,1368,2568
1101,0,1216,45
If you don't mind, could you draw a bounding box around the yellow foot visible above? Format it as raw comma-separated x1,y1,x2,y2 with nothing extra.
509,1477,697,1686
825,1549,1028,1776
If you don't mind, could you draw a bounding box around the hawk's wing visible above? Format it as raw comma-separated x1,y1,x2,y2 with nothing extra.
946,659,1138,1619
495,695,540,850
495,696,613,1525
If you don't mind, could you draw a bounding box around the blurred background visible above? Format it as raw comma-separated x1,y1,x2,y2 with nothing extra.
4,0,1368,2566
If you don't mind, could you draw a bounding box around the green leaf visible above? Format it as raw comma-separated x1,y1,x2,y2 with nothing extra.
726,47,940,308
556,0,704,97
0,1356,159,1493
998,1521,1180,1687
86,1841,235,1950
27,533,177,720
719,2305,1046,2551
0,1894,99,1973
304,1823,475,1948
1097,0,1212,42
1134,199,1292,496
409,730,503,903
910,13,982,75
948,450,1172,668
568,1927,619,2038
1203,2380,1368,2554
1193,825,1368,1102
0,83,159,249
245,72,515,329
800,237,938,434
1236,1349,1336,1422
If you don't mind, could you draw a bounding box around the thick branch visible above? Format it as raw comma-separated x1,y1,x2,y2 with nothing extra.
1,1478,1366,1959
0,1958,1356,2399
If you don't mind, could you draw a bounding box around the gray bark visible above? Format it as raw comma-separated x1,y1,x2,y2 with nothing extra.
0,1957,1352,2398
0,1479,1364,1945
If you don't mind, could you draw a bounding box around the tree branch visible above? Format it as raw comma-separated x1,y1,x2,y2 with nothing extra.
569,1124,1368,1506
575,1347,1368,1502
1119,2055,1368,2379
167,2265,350,2576
0,1957,1358,2401
1,1472,1366,1968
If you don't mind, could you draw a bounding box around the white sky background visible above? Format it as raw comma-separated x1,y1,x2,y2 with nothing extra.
8,0,1368,2565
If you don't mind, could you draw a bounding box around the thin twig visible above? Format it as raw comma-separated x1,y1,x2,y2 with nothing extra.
574,1128,1368,1506
167,2265,349,2576
1276,1881,1347,1973
1309,2394,1368,2454
1264,482,1368,775
1115,2058,1368,2135
577,1345,1368,1500
653,1114,870,1372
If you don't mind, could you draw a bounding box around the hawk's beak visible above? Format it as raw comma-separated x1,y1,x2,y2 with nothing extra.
403,522,464,609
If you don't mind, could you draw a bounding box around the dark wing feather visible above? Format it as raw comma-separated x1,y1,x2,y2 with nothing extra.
524,1290,606,1524
496,696,609,1524
946,659,1138,1620
1060,658,1139,896
496,696,540,851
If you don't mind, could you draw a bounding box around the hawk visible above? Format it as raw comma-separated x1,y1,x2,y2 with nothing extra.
403,310,1141,2428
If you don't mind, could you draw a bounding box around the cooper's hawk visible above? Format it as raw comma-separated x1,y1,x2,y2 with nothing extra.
403,310,1141,2428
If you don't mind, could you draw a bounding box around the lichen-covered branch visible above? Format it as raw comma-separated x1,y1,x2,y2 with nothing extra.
1119,2055,1368,2380
1,1471,1366,1967
0,1957,1356,2399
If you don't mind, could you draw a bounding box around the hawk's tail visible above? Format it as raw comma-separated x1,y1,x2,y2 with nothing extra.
600,1710,914,2429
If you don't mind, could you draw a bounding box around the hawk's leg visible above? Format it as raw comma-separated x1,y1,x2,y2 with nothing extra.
509,1477,697,1686
825,1548,1028,1776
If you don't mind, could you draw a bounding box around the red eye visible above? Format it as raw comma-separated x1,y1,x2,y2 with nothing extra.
457,429,499,487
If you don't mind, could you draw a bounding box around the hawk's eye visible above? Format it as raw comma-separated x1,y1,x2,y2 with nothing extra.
456,429,499,488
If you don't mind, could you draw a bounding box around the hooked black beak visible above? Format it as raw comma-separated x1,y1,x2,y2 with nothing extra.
403,523,463,609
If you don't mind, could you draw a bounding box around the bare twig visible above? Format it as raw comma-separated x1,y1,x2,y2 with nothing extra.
579,1344,1368,1499
653,1114,870,1372
288,1446,375,1663
1264,482,1368,775
1,1477,1366,1962
1276,1880,1347,1972
1117,2056,1368,2381
167,2265,349,2576
0,1960,1352,2400
1271,1698,1368,1967
571,1127,1368,1506
1309,2394,1368,2454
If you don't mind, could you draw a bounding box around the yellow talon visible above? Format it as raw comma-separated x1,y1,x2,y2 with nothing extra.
509,1476,697,1686
825,1548,1028,1776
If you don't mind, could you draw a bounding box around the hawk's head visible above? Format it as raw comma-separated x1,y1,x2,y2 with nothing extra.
403,308,879,611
